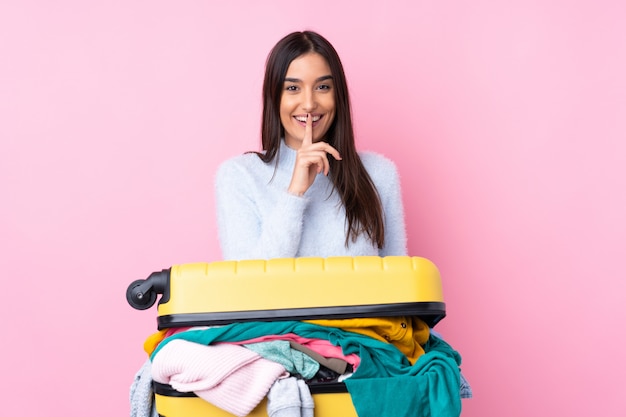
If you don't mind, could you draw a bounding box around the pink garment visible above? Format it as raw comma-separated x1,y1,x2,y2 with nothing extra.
164,327,190,337
151,339,287,417
223,333,361,371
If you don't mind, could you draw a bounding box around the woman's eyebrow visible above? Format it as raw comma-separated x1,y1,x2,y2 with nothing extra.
284,75,334,83
316,75,333,82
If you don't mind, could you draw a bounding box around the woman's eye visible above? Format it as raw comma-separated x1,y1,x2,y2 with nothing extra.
285,85,298,91
317,84,331,90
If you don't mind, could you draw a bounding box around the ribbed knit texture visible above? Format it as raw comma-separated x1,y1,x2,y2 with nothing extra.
151,340,287,417
215,140,408,260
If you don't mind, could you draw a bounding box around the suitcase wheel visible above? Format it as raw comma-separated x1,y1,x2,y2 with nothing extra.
126,279,158,310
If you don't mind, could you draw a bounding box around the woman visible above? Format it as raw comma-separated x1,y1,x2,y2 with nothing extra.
214,28,471,400
215,26,431,375
215,30,407,260
130,31,469,417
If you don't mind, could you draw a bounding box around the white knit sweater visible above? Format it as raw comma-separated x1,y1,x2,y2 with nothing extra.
214,140,407,260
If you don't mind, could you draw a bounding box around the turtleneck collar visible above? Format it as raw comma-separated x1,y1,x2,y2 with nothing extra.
274,139,297,172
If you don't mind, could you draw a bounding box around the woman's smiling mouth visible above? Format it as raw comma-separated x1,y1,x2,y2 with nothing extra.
294,114,322,124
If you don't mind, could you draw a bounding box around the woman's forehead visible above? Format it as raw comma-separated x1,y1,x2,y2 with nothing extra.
285,53,332,79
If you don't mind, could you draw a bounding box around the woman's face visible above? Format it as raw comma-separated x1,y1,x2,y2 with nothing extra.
280,52,336,149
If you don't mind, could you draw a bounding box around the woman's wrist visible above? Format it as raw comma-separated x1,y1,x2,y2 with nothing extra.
287,185,306,197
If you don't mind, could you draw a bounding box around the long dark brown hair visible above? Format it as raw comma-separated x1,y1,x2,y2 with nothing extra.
257,31,385,249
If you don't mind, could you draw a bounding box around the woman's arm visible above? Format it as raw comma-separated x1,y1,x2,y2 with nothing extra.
214,158,309,260
362,153,408,257
380,165,408,256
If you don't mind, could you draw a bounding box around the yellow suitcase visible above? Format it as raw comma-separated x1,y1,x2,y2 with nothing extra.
127,256,447,417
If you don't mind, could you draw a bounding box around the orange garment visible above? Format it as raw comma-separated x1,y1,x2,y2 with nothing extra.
304,316,430,365
144,326,195,356
144,329,168,356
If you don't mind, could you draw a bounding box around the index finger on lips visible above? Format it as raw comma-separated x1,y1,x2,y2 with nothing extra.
302,113,313,146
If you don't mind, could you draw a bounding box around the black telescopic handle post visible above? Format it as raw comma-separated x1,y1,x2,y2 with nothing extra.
126,269,170,310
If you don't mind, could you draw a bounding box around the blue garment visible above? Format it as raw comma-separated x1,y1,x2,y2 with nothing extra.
459,372,473,399
129,359,158,417
152,321,462,417
267,377,314,417
215,140,408,260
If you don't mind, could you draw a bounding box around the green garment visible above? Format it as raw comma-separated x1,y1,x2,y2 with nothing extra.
244,340,320,379
151,321,461,417
345,336,461,417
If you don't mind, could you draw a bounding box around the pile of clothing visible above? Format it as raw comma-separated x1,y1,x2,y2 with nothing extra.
130,317,471,417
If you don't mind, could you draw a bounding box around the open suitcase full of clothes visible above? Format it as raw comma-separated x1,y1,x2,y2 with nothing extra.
127,256,451,417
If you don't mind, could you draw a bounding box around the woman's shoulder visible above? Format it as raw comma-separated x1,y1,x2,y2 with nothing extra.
217,151,266,175
358,150,400,179
215,151,272,186
358,151,404,205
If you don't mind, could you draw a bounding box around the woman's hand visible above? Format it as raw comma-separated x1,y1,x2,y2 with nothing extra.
288,113,342,196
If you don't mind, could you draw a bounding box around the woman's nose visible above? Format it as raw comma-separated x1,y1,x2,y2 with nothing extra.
301,89,316,112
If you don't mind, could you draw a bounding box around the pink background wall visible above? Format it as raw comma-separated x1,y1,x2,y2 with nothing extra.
2,1,625,416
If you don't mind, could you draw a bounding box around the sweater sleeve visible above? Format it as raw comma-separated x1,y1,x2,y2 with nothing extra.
362,153,408,257
214,157,309,260
381,160,408,256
